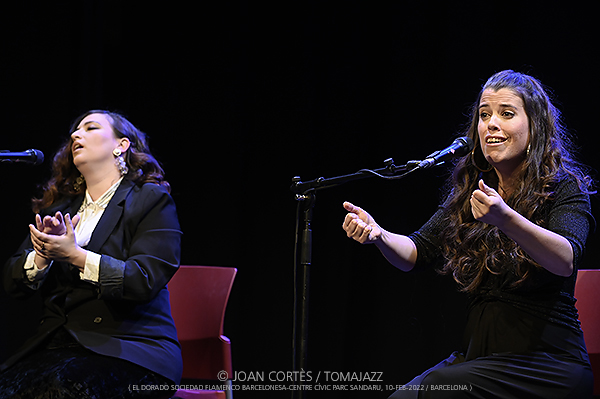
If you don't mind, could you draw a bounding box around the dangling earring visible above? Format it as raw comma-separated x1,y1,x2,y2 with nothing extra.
113,148,129,176
471,147,493,173
73,174,85,191
526,143,531,157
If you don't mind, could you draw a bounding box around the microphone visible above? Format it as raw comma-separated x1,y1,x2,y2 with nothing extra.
417,137,473,169
0,149,44,165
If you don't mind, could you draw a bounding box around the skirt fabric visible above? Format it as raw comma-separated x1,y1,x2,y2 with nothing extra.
388,350,593,399
388,298,594,399
0,328,176,399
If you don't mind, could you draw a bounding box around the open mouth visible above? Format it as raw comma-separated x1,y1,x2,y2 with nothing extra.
72,143,84,152
486,137,507,144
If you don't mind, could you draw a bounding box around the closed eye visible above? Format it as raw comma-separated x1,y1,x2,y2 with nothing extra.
75,121,103,132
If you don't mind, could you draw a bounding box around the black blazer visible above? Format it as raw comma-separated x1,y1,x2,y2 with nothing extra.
2,179,183,384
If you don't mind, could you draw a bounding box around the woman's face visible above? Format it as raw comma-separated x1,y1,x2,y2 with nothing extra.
477,88,530,176
71,113,126,170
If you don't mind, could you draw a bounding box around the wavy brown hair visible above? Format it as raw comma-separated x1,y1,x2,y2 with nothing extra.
439,70,594,293
33,110,170,213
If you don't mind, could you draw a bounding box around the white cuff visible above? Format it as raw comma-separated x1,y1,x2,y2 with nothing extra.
80,251,101,284
23,251,52,289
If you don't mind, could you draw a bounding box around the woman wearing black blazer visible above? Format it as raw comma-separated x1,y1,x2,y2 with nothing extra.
1,111,182,398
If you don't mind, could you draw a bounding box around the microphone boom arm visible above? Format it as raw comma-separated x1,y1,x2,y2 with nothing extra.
290,158,420,196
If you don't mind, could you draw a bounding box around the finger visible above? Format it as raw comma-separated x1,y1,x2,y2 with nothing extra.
29,224,45,240
479,179,499,196
50,212,62,228
29,225,46,251
71,214,81,229
470,199,480,219
471,189,485,204
35,214,43,231
32,240,45,255
343,201,361,215
42,215,53,227
30,225,55,248
358,224,373,243
470,195,480,211
471,190,487,203
65,213,74,235
343,212,359,230
345,217,361,237
349,218,368,238
470,193,488,219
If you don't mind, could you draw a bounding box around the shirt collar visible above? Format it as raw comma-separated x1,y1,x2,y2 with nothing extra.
79,177,124,212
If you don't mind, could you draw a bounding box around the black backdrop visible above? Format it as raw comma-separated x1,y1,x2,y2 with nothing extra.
1,2,598,398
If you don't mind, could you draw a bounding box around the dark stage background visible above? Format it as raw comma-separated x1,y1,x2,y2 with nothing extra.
1,2,598,398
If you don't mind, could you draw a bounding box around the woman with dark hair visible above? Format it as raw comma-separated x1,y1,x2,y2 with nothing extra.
1,111,182,398
343,71,595,398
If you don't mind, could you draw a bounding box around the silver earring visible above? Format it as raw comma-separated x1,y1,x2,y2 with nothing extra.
113,149,128,176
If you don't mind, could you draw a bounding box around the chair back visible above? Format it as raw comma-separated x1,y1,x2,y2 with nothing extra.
169,265,237,380
575,269,600,396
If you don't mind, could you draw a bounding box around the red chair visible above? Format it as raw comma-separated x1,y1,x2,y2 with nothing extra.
169,265,237,399
575,269,600,397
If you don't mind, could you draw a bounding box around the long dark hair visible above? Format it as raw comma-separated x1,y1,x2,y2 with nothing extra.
33,110,170,213
439,70,594,293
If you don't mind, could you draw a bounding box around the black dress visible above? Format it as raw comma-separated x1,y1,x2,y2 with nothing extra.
389,176,595,399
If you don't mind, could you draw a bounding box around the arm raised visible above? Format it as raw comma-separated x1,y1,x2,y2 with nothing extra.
342,201,417,272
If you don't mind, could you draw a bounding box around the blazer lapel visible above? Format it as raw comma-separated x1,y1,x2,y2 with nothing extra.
86,179,135,253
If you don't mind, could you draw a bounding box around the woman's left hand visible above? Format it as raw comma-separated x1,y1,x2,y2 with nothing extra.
30,213,86,272
470,179,513,228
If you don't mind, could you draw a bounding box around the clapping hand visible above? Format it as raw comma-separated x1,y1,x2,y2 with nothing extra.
30,212,82,270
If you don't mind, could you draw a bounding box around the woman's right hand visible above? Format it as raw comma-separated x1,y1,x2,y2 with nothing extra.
342,201,382,244
35,212,68,236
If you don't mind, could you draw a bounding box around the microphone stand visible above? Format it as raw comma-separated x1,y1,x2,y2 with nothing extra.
289,157,422,399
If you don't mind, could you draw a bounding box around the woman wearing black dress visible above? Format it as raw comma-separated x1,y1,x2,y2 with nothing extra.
343,70,595,398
